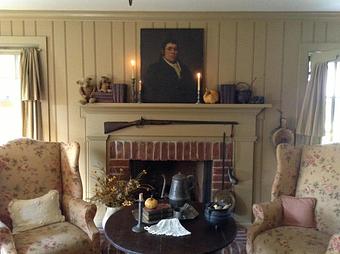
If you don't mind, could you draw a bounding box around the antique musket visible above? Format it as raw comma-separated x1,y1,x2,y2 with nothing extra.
104,117,238,134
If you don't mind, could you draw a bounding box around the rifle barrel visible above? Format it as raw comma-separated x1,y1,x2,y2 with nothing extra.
104,118,238,134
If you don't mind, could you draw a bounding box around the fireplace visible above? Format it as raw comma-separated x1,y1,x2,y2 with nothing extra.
106,139,233,203
81,103,271,225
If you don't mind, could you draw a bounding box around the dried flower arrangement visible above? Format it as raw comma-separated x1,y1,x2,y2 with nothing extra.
91,168,152,207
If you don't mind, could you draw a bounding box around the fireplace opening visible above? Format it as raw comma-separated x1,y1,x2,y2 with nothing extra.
131,160,212,203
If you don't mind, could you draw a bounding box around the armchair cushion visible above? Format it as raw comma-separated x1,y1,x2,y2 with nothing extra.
253,226,330,254
281,195,316,228
9,190,65,233
326,232,340,254
13,222,92,254
246,199,283,254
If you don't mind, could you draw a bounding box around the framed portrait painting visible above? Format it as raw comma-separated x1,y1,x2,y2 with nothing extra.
140,28,204,103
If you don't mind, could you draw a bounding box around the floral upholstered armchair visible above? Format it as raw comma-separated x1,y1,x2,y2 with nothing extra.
247,143,340,254
0,138,100,254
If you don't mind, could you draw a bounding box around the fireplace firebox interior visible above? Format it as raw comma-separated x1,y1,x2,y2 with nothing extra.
131,160,212,203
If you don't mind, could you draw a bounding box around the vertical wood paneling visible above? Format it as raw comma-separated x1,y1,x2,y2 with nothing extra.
177,21,190,28
153,22,166,28
11,20,23,35
314,21,327,43
0,20,12,35
235,21,254,83
253,21,266,96
95,21,112,79
53,21,68,142
252,20,266,203
282,21,301,127
65,21,84,142
124,21,137,92
24,20,36,36
83,21,96,77
261,21,284,200
302,20,314,43
206,21,219,89
219,21,237,83
37,20,55,141
112,22,124,83
326,22,340,42
65,21,86,193
165,21,177,28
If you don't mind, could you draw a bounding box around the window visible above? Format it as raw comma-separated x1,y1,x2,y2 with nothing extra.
322,58,340,144
0,52,22,145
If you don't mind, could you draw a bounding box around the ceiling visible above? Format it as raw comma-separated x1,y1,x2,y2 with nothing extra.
1,0,340,12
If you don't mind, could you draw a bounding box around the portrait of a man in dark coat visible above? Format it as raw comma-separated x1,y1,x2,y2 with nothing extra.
141,29,203,103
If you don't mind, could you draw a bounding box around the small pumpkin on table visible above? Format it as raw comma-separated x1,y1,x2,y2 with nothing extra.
144,196,158,209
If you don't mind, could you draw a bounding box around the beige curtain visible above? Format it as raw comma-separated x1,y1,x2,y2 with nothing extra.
296,62,328,145
20,48,43,140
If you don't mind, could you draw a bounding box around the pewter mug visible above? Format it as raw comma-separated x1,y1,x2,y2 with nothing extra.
168,172,194,208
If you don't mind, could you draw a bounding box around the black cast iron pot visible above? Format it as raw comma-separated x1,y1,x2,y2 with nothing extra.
204,202,232,226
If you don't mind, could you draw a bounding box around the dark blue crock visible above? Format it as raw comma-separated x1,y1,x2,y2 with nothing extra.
204,203,232,226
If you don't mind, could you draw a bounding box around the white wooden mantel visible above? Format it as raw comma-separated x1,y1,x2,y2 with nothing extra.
80,103,271,225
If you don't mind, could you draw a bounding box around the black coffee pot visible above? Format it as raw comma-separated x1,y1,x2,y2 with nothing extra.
168,172,194,208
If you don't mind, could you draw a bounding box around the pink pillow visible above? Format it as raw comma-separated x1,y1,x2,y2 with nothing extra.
281,195,317,228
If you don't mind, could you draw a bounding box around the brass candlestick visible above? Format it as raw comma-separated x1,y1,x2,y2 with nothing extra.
137,80,142,103
131,78,137,103
196,89,201,104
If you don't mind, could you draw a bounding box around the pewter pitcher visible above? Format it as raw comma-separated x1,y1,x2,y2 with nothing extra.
168,172,194,208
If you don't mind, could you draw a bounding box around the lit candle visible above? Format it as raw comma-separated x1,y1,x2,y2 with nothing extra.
139,192,143,201
197,73,201,92
130,59,136,79
138,80,142,93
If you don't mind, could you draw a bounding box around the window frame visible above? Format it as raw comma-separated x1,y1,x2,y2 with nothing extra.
0,36,49,141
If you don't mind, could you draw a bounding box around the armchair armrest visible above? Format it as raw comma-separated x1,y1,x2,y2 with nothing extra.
326,232,340,254
246,199,283,254
62,195,100,252
0,220,17,254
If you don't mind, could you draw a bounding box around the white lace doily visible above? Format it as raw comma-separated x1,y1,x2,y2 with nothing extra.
144,218,191,237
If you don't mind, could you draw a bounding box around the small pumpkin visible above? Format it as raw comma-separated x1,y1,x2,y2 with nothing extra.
144,196,158,209
203,89,219,104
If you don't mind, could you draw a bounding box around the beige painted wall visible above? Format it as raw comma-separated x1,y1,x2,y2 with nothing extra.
1,11,339,203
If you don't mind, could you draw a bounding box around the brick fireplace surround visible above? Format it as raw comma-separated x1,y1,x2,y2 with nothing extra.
81,103,270,225
107,140,233,192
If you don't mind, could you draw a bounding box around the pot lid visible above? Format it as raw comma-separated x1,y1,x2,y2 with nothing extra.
172,172,185,180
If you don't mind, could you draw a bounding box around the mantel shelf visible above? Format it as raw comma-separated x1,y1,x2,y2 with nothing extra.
81,103,272,115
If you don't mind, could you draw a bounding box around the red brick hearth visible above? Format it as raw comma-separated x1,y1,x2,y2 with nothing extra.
107,140,233,191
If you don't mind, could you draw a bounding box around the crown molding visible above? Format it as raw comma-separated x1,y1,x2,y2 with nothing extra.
0,10,340,21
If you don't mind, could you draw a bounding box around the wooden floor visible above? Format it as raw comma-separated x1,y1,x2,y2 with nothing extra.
100,226,247,254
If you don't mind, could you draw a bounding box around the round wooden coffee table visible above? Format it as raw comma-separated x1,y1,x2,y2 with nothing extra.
104,203,237,254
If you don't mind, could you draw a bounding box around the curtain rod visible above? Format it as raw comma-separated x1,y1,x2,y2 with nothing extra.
308,48,340,55
0,47,42,51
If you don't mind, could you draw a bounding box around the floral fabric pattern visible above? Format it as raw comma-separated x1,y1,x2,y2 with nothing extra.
246,200,282,254
253,226,330,254
14,222,92,254
247,143,340,254
271,144,302,201
296,144,340,235
0,220,17,254
0,138,99,254
326,233,340,254
0,138,62,228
